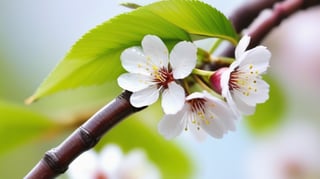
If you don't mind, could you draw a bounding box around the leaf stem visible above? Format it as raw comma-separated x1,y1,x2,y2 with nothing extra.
209,39,223,54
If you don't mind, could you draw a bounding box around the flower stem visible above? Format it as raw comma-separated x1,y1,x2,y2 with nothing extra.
182,79,191,95
192,75,221,98
209,39,223,54
211,57,235,64
197,48,211,63
192,68,214,78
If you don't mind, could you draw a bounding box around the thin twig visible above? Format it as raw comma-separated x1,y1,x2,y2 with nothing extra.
218,0,320,58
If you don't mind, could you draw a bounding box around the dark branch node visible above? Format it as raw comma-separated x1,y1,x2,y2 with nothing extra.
44,150,68,174
79,127,99,149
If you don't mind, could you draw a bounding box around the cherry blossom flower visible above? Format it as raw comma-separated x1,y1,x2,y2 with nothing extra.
211,35,271,115
67,144,160,179
158,91,237,139
118,35,197,114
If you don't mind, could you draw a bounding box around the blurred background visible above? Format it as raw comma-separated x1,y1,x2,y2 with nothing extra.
1,0,320,178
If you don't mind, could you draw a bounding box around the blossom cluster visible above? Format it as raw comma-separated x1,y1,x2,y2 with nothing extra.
67,145,160,179
118,34,271,139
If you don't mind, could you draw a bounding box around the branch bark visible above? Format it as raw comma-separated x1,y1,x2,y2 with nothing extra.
24,0,320,178
24,91,144,179
219,0,320,58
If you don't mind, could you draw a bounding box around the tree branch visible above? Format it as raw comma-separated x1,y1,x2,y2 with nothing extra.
24,91,144,179
24,0,320,178
219,0,320,58
229,0,280,33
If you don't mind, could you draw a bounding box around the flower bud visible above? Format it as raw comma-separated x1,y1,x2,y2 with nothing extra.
209,67,228,94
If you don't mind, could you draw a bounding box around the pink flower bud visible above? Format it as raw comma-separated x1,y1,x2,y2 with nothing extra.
209,67,229,94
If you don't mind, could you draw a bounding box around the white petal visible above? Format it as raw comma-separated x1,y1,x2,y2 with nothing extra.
186,91,205,100
117,73,153,92
99,145,123,174
161,82,185,114
67,150,99,179
200,93,236,138
223,89,242,116
188,122,208,141
142,35,169,68
239,46,271,73
121,47,150,75
232,91,256,115
130,86,159,107
235,35,250,59
200,116,224,138
220,68,232,96
207,97,237,131
117,150,161,179
170,41,197,79
246,78,270,104
233,78,269,106
158,109,186,139
228,58,241,71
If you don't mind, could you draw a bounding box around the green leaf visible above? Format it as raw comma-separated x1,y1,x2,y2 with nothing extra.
246,76,286,135
145,0,238,43
95,114,194,179
0,101,55,155
27,0,238,103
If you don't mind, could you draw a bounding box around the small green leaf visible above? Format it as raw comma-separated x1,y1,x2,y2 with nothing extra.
246,76,286,134
120,2,141,9
96,114,194,179
28,0,237,103
0,101,55,155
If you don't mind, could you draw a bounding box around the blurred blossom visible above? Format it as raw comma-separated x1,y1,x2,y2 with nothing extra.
245,121,320,179
67,144,160,179
264,6,320,119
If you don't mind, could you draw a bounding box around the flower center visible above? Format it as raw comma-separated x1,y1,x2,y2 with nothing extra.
186,98,213,130
229,69,242,90
229,64,259,96
153,67,174,88
189,98,206,114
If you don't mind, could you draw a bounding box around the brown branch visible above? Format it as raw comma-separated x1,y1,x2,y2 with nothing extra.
209,0,282,69
229,0,280,33
24,0,320,178
24,91,144,179
219,0,320,58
